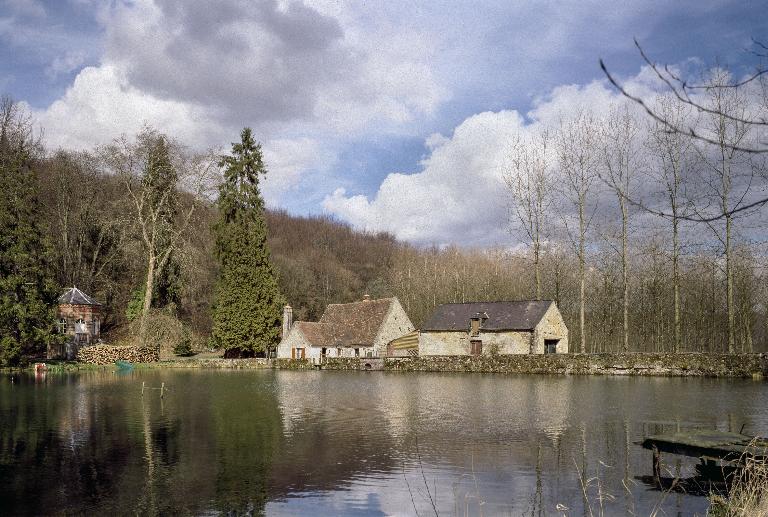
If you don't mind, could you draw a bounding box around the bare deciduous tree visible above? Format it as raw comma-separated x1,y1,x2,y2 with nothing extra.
504,129,553,300
557,112,600,353
101,128,215,343
599,105,643,352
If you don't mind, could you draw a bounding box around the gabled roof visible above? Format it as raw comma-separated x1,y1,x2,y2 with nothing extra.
421,300,554,332
292,298,397,347
58,287,102,306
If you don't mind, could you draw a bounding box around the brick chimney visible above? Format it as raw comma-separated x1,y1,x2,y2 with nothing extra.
282,305,293,336
363,294,371,302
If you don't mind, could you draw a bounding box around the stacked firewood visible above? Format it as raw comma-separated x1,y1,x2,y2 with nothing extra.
78,345,159,365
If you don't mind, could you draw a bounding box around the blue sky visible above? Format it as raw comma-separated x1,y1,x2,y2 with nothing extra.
2,0,767,244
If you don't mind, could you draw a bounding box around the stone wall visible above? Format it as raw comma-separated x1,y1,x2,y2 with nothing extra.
319,353,768,378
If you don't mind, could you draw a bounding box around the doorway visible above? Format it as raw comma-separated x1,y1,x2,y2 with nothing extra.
544,339,559,354
470,340,482,356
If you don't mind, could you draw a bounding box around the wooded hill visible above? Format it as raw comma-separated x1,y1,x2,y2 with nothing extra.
4,92,768,357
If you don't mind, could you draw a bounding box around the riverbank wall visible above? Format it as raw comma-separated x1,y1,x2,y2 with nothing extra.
319,353,768,378
15,352,766,378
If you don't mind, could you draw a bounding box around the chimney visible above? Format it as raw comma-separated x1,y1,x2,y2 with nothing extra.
282,305,293,336
363,294,371,302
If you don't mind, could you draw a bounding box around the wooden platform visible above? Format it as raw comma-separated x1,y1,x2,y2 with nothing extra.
640,430,768,462
639,430,768,487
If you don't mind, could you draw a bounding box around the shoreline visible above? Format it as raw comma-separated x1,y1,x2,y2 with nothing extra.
6,352,767,378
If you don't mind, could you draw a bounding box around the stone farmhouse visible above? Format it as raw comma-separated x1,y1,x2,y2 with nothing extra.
277,296,414,360
419,300,568,356
49,287,104,360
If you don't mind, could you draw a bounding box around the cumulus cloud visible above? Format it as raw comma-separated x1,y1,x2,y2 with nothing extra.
324,110,524,245
28,0,447,200
35,65,222,150
321,72,659,246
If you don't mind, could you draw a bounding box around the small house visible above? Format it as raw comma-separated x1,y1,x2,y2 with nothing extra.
277,296,415,361
419,300,568,356
50,287,104,359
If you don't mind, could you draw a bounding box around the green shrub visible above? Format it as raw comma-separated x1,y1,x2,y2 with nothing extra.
173,333,195,357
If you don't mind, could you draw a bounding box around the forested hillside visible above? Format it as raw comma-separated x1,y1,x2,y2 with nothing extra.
4,94,768,357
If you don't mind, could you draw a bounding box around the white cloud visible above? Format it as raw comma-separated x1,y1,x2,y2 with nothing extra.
45,50,87,79
29,0,447,199
261,137,336,205
35,65,222,150
324,110,525,245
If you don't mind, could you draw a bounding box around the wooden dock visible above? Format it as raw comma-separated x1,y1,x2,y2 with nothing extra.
639,430,768,487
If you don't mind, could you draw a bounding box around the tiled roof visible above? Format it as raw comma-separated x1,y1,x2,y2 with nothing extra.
293,298,396,347
58,287,102,306
421,300,553,332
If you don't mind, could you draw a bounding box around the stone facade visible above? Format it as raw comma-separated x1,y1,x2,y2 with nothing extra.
419,301,568,356
372,299,415,357
531,303,569,353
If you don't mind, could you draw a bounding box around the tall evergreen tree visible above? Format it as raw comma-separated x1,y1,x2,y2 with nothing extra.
0,98,60,365
210,128,283,357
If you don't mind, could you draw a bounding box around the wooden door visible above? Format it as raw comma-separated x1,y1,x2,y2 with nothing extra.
470,340,482,356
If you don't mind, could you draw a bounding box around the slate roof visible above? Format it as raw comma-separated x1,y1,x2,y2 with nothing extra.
58,287,102,306
421,300,554,332
293,297,396,347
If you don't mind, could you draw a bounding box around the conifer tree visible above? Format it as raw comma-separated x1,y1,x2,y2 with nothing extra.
210,128,283,356
0,98,60,365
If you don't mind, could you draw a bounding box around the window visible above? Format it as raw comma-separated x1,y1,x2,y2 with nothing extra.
544,339,559,354
354,348,360,357
58,318,67,334
470,340,482,356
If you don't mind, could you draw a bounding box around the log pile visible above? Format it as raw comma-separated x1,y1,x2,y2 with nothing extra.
78,345,159,365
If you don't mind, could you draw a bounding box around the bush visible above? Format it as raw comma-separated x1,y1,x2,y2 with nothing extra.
173,332,195,357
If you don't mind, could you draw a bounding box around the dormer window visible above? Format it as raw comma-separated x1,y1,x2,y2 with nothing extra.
470,318,480,336
469,312,487,337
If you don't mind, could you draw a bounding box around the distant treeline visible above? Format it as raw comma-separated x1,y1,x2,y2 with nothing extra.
36,137,768,354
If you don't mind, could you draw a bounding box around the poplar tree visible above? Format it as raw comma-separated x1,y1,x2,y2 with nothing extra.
210,128,283,357
0,97,60,365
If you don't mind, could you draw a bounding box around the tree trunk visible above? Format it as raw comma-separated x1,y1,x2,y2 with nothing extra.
579,195,586,353
672,214,681,353
620,197,629,353
726,214,734,353
534,239,541,300
140,253,156,342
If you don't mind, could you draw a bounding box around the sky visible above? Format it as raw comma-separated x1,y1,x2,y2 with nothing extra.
2,0,767,246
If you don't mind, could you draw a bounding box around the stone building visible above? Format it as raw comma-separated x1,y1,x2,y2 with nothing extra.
419,300,568,356
50,287,104,359
277,296,414,361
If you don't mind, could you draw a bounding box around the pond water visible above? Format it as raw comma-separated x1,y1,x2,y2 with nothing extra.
1,369,766,516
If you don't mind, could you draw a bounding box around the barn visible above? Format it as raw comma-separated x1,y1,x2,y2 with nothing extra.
419,300,568,356
277,296,415,361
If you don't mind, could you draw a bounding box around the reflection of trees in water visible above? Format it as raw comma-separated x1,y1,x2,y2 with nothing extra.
2,373,768,515
0,371,283,516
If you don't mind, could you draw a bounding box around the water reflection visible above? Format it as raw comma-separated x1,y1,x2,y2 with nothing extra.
1,371,766,515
